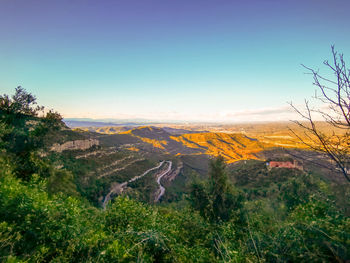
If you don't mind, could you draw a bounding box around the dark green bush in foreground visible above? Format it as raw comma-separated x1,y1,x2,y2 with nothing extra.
1,157,349,262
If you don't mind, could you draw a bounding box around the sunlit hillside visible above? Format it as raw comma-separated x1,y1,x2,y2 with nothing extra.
117,126,270,162
73,124,314,162
170,132,268,162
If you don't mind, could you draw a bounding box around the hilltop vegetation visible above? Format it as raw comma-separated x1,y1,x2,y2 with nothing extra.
1,88,349,262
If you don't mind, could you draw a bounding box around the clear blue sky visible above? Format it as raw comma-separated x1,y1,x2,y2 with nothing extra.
1,0,349,122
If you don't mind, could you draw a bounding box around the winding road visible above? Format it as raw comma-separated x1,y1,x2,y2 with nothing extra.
154,161,172,202
103,161,172,209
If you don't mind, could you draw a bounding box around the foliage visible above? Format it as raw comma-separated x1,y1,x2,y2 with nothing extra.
0,168,104,262
47,169,80,197
189,156,245,224
0,87,62,180
0,166,215,262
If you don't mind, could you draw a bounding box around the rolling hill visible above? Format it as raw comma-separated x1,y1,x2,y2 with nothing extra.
47,124,338,207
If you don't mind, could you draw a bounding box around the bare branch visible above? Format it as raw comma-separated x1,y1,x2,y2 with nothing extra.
291,46,350,182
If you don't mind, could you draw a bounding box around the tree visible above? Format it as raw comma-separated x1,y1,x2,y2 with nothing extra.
189,156,245,223
0,86,43,119
0,87,63,180
290,46,350,182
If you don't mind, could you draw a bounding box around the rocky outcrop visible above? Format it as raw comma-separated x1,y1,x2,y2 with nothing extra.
51,139,99,152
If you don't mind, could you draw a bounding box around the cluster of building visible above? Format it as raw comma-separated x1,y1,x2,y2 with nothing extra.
266,160,302,170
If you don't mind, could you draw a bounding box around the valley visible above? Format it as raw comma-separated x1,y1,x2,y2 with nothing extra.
49,122,341,207
102,160,173,209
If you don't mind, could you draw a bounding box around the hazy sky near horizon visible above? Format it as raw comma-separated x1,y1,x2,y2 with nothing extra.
1,0,350,122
